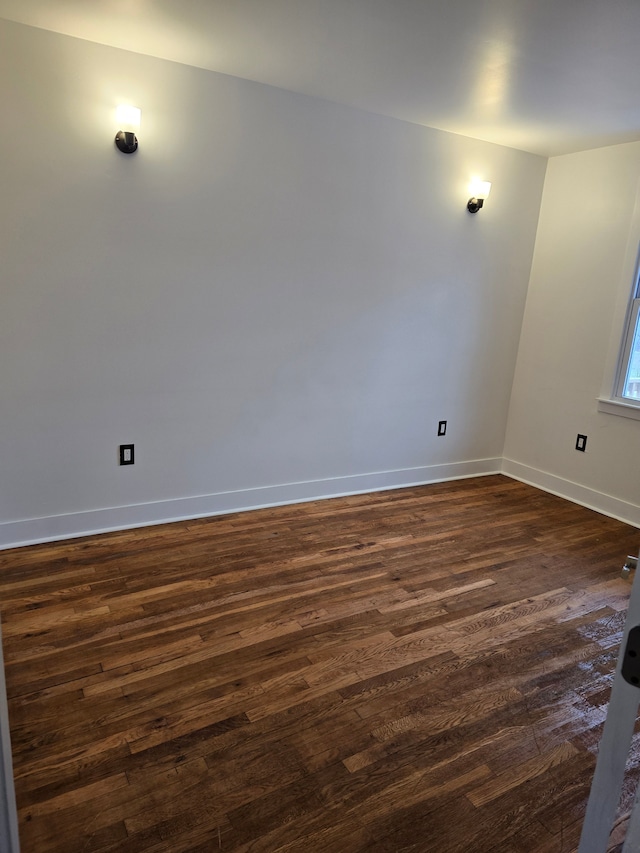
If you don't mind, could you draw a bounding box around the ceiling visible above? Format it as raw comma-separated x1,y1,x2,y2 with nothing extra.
1,0,639,156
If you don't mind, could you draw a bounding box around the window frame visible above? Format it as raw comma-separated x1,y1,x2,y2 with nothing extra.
612,269,640,406
597,186,640,421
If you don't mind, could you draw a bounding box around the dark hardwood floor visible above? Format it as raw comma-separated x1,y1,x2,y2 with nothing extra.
1,475,639,853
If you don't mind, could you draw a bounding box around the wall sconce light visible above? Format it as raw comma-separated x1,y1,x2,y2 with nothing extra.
467,180,491,213
115,105,141,154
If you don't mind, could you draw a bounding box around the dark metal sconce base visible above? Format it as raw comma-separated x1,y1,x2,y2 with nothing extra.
467,197,484,213
115,130,138,154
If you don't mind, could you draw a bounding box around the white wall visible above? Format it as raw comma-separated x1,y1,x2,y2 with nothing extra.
504,142,640,526
0,19,546,548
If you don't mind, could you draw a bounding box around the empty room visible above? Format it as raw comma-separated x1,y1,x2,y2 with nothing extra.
1,1,640,851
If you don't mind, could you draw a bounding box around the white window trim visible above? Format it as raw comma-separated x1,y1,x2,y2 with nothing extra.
614,293,640,394
597,396,640,421
598,176,640,419
600,286,640,418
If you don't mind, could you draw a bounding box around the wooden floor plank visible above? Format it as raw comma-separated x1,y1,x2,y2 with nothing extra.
1,474,639,852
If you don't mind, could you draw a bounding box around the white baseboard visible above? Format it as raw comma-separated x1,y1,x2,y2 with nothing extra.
5,457,636,551
0,458,502,550
502,458,640,529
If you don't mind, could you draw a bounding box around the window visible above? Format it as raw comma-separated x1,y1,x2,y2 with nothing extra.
614,269,640,404
598,253,640,421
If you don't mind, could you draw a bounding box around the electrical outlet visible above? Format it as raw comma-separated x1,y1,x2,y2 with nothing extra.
119,444,134,465
575,434,587,452
437,420,447,437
